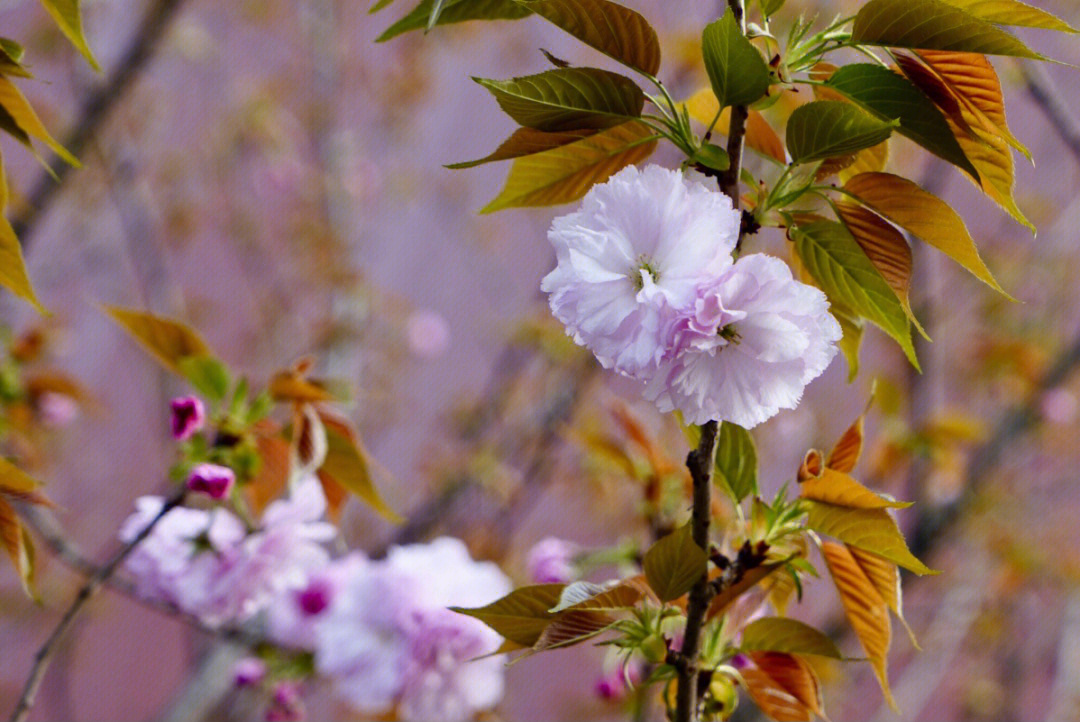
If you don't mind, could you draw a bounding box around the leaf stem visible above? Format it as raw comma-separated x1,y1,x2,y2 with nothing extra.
7,490,186,722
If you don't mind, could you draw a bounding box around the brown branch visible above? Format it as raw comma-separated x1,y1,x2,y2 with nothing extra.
12,0,191,247
8,490,186,722
674,5,749,720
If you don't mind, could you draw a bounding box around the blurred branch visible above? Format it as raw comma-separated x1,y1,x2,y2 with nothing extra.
12,0,191,247
1019,63,1080,165
16,501,281,650
8,490,186,722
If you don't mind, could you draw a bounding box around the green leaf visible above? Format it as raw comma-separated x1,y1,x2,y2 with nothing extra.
518,0,661,75
177,355,231,403
38,0,99,69
377,0,530,41
446,127,595,169
941,0,1077,33
702,8,771,109
740,617,843,658
805,500,938,575
760,0,785,16
319,414,402,523
643,523,708,602
0,39,30,78
851,0,1045,58
474,67,645,131
452,583,566,646
825,64,978,180
791,221,918,368
103,305,213,375
714,421,757,503
786,101,896,164
481,120,656,211
690,142,730,172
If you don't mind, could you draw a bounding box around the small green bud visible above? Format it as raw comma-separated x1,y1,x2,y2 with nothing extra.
639,633,668,664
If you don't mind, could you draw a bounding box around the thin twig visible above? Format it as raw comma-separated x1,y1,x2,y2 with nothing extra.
8,490,186,722
12,0,190,246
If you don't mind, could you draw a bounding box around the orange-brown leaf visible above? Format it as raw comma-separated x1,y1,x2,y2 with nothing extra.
914,49,1027,157
848,545,919,648
821,541,896,711
246,431,291,515
797,449,824,482
743,651,823,721
842,172,1007,292
835,202,922,335
893,54,975,136
0,498,34,596
827,413,864,473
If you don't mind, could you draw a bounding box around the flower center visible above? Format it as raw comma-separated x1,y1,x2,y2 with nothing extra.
631,257,660,290
718,323,741,344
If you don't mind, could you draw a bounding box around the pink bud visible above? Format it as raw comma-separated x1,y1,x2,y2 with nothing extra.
170,396,206,441
186,463,235,500
525,537,579,584
296,579,333,617
233,657,267,687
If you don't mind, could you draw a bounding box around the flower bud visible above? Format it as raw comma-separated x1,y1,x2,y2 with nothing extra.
186,463,235,500
639,633,668,664
709,674,738,716
525,537,579,584
170,396,206,441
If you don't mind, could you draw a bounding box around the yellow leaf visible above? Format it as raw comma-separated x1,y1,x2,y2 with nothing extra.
805,500,937,575
832,303,864,383
0,75,78,166
481,121,656,212
821,541,896,711
37,0,100,70
842,172,1009,293
742,651,824,721
103,305,213,375
268,371,336,403
317,411,401,523
827,412,865,473
801,468,912,510
837,141,889,184
0,456,47,499
834,202,924,337
847,545,920,648
948,113,1034,232
684,88,786,164
940,0,1077,33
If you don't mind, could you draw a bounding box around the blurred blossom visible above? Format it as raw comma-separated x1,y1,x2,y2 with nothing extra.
233,657,267,687
594,661,644,701
271,537,512,722
170,396,206,440
406,310,451,359
542,164,740,380
121,476,332,626
266,681,305,721
525,536,579,584
1041,387,1078,424
186,462,236,500
38,391,78,427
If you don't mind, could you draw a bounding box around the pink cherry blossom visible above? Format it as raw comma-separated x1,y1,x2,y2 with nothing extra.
644,254,841,428
541,164,741,379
